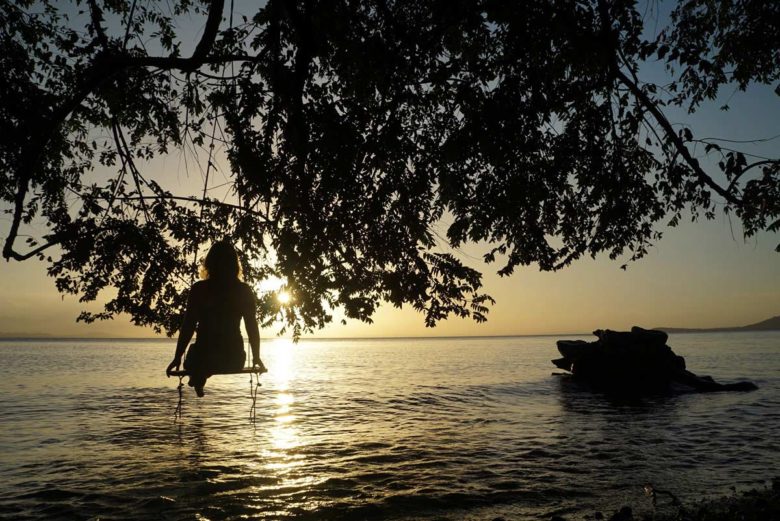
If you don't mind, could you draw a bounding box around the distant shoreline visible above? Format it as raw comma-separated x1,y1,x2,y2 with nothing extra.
0,333,590,342
1,328,778,343
655,315,780,334
656,327,780,334
1,316,777,341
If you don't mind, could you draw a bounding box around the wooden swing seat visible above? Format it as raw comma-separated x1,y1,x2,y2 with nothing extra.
169,367,266,377
171,366,266,421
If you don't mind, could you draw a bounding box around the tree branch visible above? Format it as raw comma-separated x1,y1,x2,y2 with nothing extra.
615,69,742,205
3,0,227,261
87,0,110,50
191,0,225,67
111,120,151,222
114,195,274,222
726,159,780,194
596,0,740,206
122,0,139,49
2,239,58,262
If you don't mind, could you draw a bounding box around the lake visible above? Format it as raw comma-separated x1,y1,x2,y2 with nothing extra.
1,332,778,520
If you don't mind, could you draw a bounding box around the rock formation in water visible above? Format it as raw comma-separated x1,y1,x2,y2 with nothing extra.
552,327,757,393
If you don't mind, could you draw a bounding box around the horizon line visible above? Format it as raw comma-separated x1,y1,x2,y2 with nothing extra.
0,332,592,341
2,329,778,342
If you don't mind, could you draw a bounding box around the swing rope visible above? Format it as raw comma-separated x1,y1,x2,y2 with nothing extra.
174,376,185,420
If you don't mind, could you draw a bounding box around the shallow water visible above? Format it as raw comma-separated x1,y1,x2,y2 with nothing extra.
0,332,778,520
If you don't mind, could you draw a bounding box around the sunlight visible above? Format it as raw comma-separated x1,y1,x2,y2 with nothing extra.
263,339,303,465
277,290,291,305
271,338,295,387
256,276,292,307
257,276,285,293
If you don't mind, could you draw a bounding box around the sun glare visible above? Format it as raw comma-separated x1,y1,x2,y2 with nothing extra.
277,291,291,305
257,276,293,306
258,276,285,293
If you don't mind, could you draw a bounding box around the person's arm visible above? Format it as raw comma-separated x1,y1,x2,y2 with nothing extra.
166,285,199,376
242,285,262,368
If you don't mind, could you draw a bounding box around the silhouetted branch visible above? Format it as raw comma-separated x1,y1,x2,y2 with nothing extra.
726,160,780,194
615,69,741,206
122,0,138,49
3,239,57,262
111,120,151,222
191,0,225,68
113,195,274,222
695,133,780,145
3,0,227,261
86,0,110,50
600,0,741,206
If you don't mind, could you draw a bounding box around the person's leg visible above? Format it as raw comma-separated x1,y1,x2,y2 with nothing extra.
183,344,209,396
189,373,207,397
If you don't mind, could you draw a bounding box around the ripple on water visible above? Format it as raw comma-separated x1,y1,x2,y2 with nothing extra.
0,335,778,520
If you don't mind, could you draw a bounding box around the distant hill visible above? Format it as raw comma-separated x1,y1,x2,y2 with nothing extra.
657,315,780,333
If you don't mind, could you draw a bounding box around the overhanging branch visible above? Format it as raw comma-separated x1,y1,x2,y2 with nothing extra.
615,69,742,206
113,195,274,222
726,160,780,194
3,0,227,262
3,240,58,262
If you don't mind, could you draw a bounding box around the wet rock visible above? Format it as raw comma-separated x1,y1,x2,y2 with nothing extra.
608,506,633,521
553,327,757,394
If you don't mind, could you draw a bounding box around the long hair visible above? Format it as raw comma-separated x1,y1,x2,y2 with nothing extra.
200,240,243,281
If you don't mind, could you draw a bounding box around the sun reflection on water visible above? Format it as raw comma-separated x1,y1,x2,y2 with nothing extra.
264,339,304,477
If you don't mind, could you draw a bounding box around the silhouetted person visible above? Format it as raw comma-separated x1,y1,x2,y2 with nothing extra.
166,240,265,396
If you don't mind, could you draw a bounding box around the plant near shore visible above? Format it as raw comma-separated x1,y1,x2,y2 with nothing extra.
1,0,778,335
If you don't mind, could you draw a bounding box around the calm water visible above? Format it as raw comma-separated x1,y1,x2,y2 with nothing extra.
0,333,778,520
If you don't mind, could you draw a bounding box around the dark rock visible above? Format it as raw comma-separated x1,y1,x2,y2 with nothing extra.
630,326,668,345
552,327,757,394
721,381,759,391
608,506,633,521
552,357,573,371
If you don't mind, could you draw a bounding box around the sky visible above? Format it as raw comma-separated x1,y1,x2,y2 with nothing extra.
0,2,778,338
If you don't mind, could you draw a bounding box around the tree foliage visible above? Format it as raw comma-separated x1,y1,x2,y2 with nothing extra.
1,0,778,336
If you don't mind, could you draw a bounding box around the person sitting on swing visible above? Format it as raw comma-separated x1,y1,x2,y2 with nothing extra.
166,240,267,396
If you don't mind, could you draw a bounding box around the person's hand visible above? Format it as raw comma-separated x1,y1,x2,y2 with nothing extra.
253,358,268,374
166,357,182,377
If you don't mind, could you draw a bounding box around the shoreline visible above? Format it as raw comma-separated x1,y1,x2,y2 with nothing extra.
553,479,780,521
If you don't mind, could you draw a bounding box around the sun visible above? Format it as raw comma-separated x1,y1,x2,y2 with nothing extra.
277,290,291,305
256,276,292,305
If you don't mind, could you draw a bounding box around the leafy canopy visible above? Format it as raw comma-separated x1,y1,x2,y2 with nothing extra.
1,0,778,336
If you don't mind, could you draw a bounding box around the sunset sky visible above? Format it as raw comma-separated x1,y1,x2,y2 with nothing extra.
1,2,778,339
1,209,778,338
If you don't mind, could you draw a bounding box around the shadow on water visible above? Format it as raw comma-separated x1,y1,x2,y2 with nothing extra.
554,374,687,411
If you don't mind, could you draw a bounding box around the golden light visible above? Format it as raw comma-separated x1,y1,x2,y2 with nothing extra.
255,276,293,306
257,276,285,293
277,290,291,305
263,339,303,470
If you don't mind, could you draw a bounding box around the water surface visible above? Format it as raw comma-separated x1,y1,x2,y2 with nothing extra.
1,333,778,520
